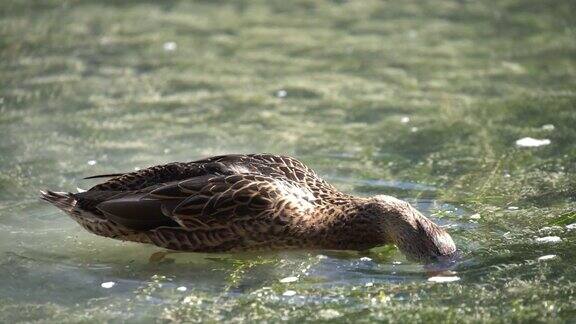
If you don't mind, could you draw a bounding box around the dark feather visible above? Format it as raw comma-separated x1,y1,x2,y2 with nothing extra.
96,193,180,230
84,173,126,179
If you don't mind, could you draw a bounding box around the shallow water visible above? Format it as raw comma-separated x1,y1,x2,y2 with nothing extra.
1,0,575,322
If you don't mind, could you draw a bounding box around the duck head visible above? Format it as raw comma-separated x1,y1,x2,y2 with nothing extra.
368,195,457,262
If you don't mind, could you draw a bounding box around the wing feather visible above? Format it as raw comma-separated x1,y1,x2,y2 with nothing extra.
77,154,328,234
154,174,312,230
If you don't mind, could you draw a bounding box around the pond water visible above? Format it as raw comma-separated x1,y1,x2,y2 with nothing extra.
1,0,575,322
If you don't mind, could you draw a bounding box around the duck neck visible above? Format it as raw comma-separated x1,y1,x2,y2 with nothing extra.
301,198,387,251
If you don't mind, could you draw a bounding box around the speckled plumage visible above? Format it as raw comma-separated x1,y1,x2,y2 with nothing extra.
42,154,456,261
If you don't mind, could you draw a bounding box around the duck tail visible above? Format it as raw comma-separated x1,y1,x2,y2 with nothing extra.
41,190,153,244
40,190,77,213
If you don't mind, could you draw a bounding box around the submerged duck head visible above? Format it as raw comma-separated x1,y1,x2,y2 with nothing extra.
368,195,457,262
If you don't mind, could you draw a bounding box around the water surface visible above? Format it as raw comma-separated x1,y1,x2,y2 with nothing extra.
1,0,575,322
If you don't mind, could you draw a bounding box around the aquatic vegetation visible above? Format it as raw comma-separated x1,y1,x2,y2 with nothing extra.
0,0,575,322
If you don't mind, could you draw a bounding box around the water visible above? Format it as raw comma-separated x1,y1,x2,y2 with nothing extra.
1,0,575,322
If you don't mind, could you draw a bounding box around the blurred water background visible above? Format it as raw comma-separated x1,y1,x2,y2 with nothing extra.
1,0,575,322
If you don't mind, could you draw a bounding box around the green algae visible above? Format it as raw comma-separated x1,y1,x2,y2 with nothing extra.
0,0,575,322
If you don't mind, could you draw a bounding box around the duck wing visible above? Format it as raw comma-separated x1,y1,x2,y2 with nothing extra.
86,154,338,196
87,161,235,192
75,154,329,232
193,154,340,198
84,173,315,233
150,173,315,230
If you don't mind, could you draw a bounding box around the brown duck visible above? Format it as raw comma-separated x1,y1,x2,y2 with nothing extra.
41,154,456,261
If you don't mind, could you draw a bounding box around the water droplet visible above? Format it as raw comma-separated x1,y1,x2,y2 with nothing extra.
163,42,177,51
537,254,557,261
101,281,115,289
279,276,298,283
535,236,562,244
428,276,460,283
282,290,297,296
515,137,551,147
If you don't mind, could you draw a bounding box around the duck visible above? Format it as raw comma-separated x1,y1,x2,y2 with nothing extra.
41,153,456,262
